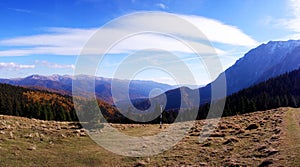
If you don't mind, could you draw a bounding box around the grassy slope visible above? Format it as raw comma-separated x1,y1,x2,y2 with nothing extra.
0,107,299,166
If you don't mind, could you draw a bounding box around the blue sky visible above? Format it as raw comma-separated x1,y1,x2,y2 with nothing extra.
1,0,300,85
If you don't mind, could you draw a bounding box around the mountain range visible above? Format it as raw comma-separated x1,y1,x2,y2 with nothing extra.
132,40,300,110
0,74,174,104
224,40,300,94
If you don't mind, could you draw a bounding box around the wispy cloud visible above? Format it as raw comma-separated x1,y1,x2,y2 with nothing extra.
156,3,167,10
8,7,32,14
272,0,300,40
0,27,96,56
35,60,75,69
178,14,258,46
0,62,35,70
0,13,257,57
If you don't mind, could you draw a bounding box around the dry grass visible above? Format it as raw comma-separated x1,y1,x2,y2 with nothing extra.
0,107,299,166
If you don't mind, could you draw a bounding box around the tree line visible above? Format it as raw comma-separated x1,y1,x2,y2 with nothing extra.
0,84,78,121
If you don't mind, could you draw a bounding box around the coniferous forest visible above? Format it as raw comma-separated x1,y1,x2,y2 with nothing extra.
196,68,300,120
0,84,78,121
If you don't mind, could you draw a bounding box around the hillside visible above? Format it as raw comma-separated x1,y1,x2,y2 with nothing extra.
194,67,300,120
0,83,118,122
0,107,299,166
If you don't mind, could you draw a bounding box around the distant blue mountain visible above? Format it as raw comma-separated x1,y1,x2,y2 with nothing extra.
0,74,174,104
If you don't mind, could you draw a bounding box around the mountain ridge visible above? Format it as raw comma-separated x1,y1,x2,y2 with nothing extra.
0,74,175,104
132,39,300,110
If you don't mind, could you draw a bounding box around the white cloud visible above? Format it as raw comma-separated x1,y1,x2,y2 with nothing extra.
273,0,300,40
35,60,75,69
8,8,32,14
0,62,35,69
0,27,96,56
289,0,300,16
178,14,258,47
156,3,167,9
0,13,257,57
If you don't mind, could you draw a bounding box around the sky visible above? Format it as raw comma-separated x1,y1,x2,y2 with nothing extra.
1,0,300,85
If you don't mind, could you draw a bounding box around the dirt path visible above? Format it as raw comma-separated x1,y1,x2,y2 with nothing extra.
280,108,300,166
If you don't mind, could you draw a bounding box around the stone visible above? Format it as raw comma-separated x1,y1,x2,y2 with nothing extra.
245,123,259,130
134,160,146,167
265,148,279,156
28,145,36,151
210,133,225,137
270,135,280,142
24,134,33,138
223,137,239,145
256,145,267,152
258,159,273,167
189,133,199,136
199,162,208,166
9,131,14,139
202,142,211,147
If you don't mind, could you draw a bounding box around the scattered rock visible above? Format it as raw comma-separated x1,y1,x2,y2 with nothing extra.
273,128,281,134
201,142,211,147
276,119,283,124
134,160,146,167
245,123,259,130
270,135,280,142
258,159,273,167
190,133,199,136
265,148,279,156
142,144,147,149
6,125,12,130
210,133,225,137
223,159,241,167
39,134,45,139
9,131,14,139
61,126,68,129
199,162,208,166
256,145,267,152
24,134,33,138
219,124,228,129
223,137,239,145
28,145,36,151
35,132,40,138
78,132,87,137
235,129,245,134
